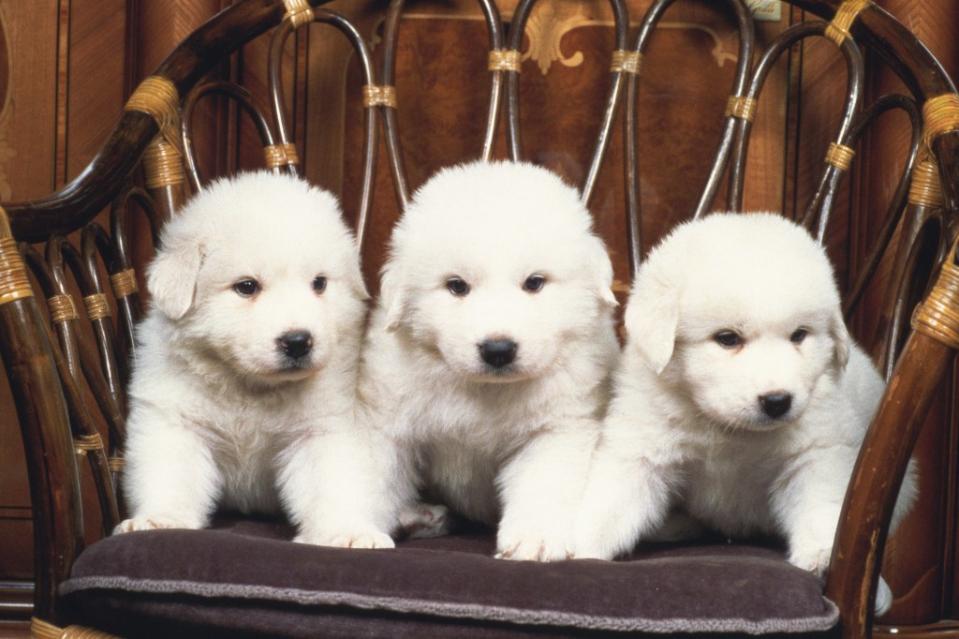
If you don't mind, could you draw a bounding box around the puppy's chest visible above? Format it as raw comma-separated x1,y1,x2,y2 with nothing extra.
680,437,782,534
402,391,544,453
196,402,304,469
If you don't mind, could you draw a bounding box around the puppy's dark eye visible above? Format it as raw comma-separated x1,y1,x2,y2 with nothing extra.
523,274,547,293
713,330,743,348
790,328,808,344
313,276,327,294
233,278,260,298
447,276,470,297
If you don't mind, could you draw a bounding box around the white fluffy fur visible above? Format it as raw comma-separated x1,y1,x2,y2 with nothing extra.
116,171,395,549
359,161,620,560
574,213,917,614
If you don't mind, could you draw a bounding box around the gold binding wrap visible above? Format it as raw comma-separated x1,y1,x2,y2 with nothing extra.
610,50,642,75
110,268,138,299
0,206,33,305
125,76,180,150
909,159,944,208
362,85,398,109
75,432,104,457
48,294,79,323
83,293,111,321
824,0,870,45
923,93,959,148
31,617,121,639
263,143,300,168
725,96,757,122
109,456,125,473
143,136,185,190
825,142,856,171
913,240,959,350
488,49,522,73
283,0,314,28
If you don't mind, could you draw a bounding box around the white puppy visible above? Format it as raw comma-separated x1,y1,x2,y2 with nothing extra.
116,171,394,549
574,213,916,614
359,161,619,561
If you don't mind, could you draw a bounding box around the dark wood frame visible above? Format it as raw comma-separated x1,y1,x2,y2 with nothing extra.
0,1,957,637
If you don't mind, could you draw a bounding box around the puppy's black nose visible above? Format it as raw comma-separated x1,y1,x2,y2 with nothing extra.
277,330,313,359
759,392,792,419
479,339,518,369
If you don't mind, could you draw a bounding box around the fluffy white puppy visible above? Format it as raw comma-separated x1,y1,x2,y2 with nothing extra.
116,171,394,549
359,161,619,561
574,213,916,613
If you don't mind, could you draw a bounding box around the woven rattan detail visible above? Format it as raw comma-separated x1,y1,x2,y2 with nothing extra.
143,136,185,189
31,617,120,639
913,244,959,349
610,50,642,75
110,268,138,299
909,159,944,208
109,456,125,472
923,93,959,148
263,143,299,168
83,293,111,321
48,294,79,323
362,85,397,108
30,618,61,639
125,76,180,150
75,432,104,456
488,49,522,73
725,96,757,122
283,0,314,28
825,142,856,171
0,235,33,306
825,0,870,45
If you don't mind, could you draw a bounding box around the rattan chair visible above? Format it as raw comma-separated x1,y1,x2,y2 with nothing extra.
3,0,958,637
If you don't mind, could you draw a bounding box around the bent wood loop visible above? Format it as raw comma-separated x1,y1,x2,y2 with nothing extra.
379,0,505,209
0,207,83,620
503,0,628,207
625,0,754,277
268,7,377,246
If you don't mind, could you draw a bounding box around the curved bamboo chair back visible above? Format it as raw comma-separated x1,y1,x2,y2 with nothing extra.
0,2,956,638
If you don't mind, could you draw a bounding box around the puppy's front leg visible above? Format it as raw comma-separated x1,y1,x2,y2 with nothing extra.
279,424,398,550
773,444,859,578
116,412,221,534
573,450,675,560
495,423,597,562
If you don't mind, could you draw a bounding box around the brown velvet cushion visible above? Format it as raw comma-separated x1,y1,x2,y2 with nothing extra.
59,518,838,639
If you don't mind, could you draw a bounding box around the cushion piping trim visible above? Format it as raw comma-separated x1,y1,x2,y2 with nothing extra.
60,575,839,634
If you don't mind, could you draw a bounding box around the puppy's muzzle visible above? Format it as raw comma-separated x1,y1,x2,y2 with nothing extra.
759,391,792,419
277,330,313,359
479,338,518,369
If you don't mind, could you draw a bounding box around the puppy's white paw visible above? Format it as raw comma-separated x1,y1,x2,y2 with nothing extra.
295,529,395,550
788,544,832,577
496,531,572,562
398,502,451,539
113,516,196,535
875,576,893,616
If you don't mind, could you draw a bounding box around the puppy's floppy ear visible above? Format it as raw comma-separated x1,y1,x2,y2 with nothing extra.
378,261,406,331
829,307,851,370
588,235,618,307
624,268,680,375
147,228,203,321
